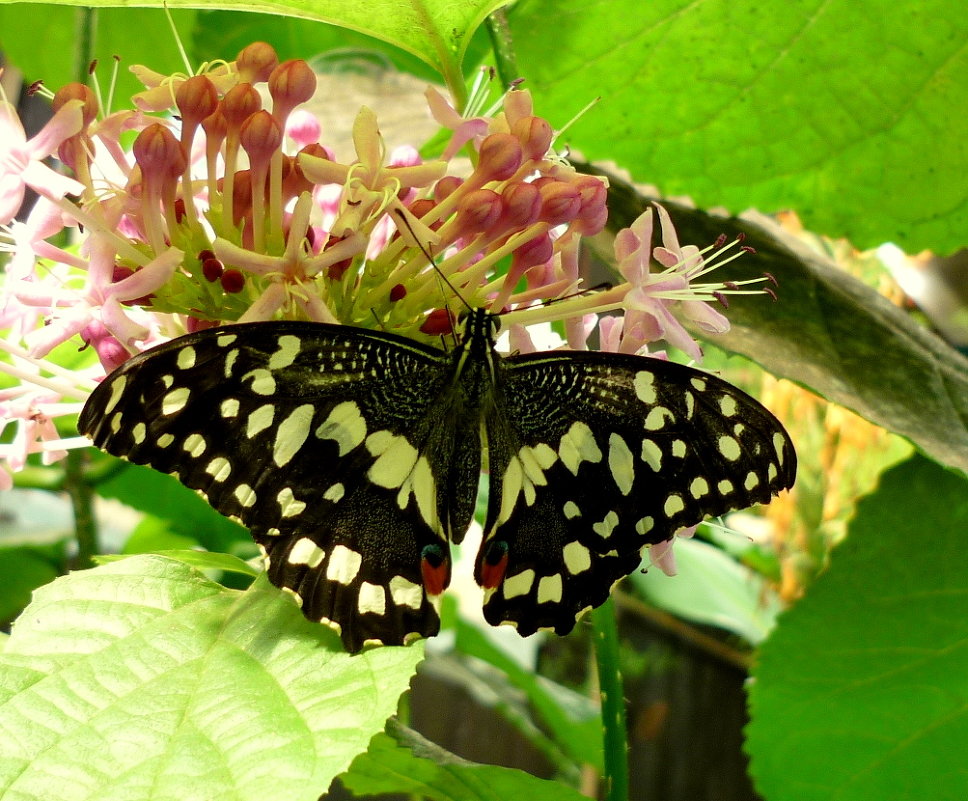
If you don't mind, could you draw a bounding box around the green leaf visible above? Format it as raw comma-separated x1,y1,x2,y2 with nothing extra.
94,458,251,554
746,455,968,801
0,555,424,801
0,547,61,623
95,548,259,578
593,174,968,474
630,536,780,645
342,727,590,801
0,0,510,88
0,5,197,100
509,0,967,253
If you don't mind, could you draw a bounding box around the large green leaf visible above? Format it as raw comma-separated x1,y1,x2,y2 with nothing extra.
0,0,509,86
592,169,968,474
0,555,424,801
510,0,967,254
746,455,968,801
342,726,590,801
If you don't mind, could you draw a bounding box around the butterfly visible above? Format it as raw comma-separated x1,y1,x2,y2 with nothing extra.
78,308,796,651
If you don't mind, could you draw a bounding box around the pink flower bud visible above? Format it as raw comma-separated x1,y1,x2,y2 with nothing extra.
476,133,522,182
434,175,464,202
176,75,218,131
511,115,553,161
537,180,582,226
240,110,283,162
133,124,186,180
269,59,317,123
52,83,98,127
236,42,279,84
498,182,541,230
454,189,504,237
511,232,554,275
222,83,262,129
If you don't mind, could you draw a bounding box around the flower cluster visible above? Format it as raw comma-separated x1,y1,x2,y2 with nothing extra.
0,42,766,569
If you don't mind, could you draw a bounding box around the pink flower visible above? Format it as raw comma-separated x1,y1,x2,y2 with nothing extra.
0,99,85,224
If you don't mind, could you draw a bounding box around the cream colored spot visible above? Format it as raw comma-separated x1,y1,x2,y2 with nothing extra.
720,395,738,417
671,439,687,458
161,375,174,389
537,574,563,604
683,391,695,419
316,401,367,456
634,371,657,404
110,412,123,433
690,477,709,498
220,398,240,418
183,433,206,458
326,544,363,585
234,483,257,508
773,432,787,464
734,422,746,436
324,483,345,503
641,439,662,471
635,516,654,535
503,569,535,599
246,404,275,438
268,334,302,370
719,435,742,461
768,463,778,482
131,422,147,445
157,433,174,448
389,575,424,608
368,433,418,488
593,510,619,539
281,586,303,607
644,406,673,431
718,479,734,494
691,377,707,392
745,472,760,491
103,376,127,415
176,347,196,370
563,541,591,574
288,537,325,567
608,433,635,496
162,387,190,415
563,501,582,519
243,368,276,395
277,487,306,518
559,421,602,475
664,495,685,517
217,333,237,347
205,457,232,482
273,404,314,467
358,582,387,615
224,349,239,378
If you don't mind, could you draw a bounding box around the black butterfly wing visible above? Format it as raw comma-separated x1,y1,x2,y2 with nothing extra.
476,350,796,636
79,321,472,651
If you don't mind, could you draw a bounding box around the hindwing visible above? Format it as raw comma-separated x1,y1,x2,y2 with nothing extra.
476,350,796,635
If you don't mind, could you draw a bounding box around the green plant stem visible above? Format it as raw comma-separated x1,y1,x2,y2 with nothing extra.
72,6,97,86
592,597,629,801
64,450,98,568
486,7,520,89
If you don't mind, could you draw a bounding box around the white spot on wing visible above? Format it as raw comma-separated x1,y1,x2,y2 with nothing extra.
162,387,190,415
220,398,240,418
718,435,742,461
559,421,602,475
608,433,635,495
326,544,363,585
273,404,314,467
634,371,657,405
103,376,128,415
247,404,275,438
183,433,206,458
389,575,424,609
268,335,302,370
357,582,387,615
316,400,367,456
234,483,257,508
593,510,619,538
277,487,306,517
563,541,591,574
537,574,563,604
663,495,685,517
288,537,325,567
502,569,535,599
205,457,231,482
176,346,196,370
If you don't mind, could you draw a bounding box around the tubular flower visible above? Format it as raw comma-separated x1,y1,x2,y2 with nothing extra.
0,37,775,557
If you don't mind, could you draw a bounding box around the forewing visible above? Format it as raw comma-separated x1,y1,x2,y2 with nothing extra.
477,350,796,636
79,321,458,651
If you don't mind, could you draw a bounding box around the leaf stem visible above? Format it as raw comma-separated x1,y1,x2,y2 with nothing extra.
592,597,629,801
64,449,99,568
486,7,520,89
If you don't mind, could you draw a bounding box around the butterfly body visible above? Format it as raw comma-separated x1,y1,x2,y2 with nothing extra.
79,309,795,651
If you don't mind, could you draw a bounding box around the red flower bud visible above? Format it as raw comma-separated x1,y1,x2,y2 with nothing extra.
476,133,523,182
269,59,317,123
455,189,503,237
222,83,262,129
220,269,245,293
511,115,553,161
176,75,218,132
236,42,279,84
420,308,455,336
537,181,582,226
52,83,98,127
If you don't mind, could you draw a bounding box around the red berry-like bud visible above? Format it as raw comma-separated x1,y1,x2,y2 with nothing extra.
236,42,279,84
511,232,554,274
221,269,245,293
420,308,455,336
389,284,407,302
202,257,224,282
240,110,283,161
